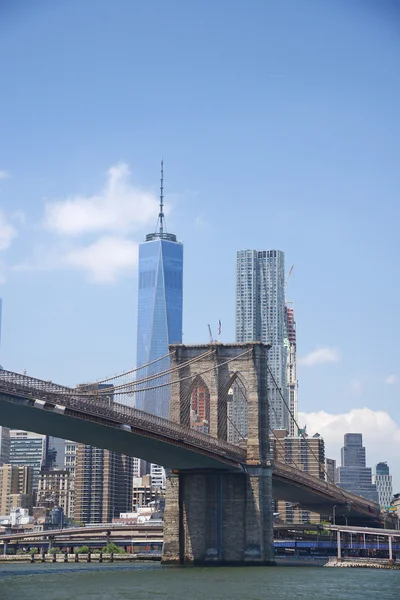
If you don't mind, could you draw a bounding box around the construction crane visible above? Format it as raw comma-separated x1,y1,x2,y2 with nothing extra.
285,264,294,292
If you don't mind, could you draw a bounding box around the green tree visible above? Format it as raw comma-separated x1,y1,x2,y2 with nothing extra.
101,542,125,554
74,545,90,554
29,548,39,555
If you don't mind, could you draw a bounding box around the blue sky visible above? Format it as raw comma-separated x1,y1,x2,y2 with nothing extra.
1,1,400,486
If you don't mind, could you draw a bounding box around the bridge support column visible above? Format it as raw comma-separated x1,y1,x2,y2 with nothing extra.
162,467,274,566
3,540,9,556
337,530,341,561
244,467,273,564
389,535,393,563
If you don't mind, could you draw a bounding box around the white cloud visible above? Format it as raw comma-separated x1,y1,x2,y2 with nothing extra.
299,408,400,489
0,209,17,251
62,236,138,283
15,162,168,283
44,163,159,236
0,170,9,180
298,347,340,367
385,374,398,385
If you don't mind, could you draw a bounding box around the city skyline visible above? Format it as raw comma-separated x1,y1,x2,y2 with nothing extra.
0,1,399,489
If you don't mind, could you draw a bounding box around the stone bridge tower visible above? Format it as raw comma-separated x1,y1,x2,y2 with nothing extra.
162,342,274,565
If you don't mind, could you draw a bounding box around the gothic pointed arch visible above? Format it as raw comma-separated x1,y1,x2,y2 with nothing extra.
224,371,249,444
189,375,211,434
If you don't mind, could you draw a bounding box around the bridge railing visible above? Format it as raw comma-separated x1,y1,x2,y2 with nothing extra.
0,369,75,394
273,462,338,497
0,374,246,463
274,461,380,514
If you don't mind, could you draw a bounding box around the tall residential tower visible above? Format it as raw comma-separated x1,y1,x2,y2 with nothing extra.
136,161,183,418
74,445,133,524
236,250,289,430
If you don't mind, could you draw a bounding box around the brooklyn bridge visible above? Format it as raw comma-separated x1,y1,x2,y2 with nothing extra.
0,342,384,565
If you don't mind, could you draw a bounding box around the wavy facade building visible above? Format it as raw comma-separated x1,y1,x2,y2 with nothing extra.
236,249,289,430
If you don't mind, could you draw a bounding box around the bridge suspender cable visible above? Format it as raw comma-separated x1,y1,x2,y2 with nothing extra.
266,363,348,499
266,363,335,485
268,407,310,476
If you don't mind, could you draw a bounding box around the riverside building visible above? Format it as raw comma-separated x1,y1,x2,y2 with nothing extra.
336,433,379,503
373,462,393,510
73,445,133,524
0,427,10,466
0,464,33,515
9,430,48,491
272,429,325,524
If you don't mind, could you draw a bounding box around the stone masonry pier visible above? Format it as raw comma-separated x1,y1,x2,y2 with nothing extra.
162,343,275,565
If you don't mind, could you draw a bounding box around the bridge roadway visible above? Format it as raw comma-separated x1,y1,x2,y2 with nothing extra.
0,523,163,543
0,524,164,547
0,370,384,524
2,522,399,547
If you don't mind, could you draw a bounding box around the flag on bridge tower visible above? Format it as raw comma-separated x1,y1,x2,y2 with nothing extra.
218,320,221,336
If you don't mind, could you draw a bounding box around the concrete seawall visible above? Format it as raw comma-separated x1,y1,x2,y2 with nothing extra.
0,553,161,563
325,557,400,570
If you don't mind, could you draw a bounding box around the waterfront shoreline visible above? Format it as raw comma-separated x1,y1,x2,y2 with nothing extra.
325,557,400,570
0,553,161,564
2,554,400,570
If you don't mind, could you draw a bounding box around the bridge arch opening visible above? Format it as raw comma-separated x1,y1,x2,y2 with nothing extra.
189,376,211,434
225,372,248,445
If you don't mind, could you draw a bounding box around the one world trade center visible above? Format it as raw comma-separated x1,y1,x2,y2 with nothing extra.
135,161,183,418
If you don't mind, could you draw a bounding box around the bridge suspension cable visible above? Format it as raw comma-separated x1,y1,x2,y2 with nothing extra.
265,363,347,498
109,348,253,397
223,356,346,496
268,404,311,475
225,370,329,480
81,350,175,386
87,349,217,394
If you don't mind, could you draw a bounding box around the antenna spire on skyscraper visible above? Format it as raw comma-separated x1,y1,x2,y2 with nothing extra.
145,159,177,242
159,158,164,235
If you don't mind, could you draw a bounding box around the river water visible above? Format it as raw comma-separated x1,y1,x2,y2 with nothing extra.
0,562,398,600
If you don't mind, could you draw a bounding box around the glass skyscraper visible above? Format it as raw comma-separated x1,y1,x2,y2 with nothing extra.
373,462,393,510
236,249,289,430
336,433,379,503
9,430,48,491
136,162,183,418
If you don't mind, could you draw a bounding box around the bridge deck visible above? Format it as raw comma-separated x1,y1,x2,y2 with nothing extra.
0,370,383,524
